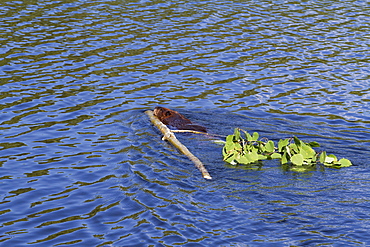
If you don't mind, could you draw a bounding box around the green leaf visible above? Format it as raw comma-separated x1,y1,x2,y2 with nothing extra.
281,152,288,164
278,139,289,152
338,158,352,167
300,144,316,159
311,154,318,163
265,140,275,153
224,141,236,153
252,145,260,152
256,141,266,152
293,136,302,147
252,150,260,161
242,152,257,164
258,154,268,160
252,132,259,141
245,132,253,142
325,155,336,164
319,151,327,163
225,135,234,144
290,143,299,154
233,128,240,141
308,141,320,148
327,154,338,163
291,154,304,166
237,154,251,165
246,144,254,152
224,152,236,163
235,142,243,151
222,147,228,157
270,153,282,159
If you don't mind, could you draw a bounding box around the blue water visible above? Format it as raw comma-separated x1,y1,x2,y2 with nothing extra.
1,0,369,246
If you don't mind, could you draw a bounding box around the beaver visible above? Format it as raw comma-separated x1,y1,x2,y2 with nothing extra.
154,106,207,133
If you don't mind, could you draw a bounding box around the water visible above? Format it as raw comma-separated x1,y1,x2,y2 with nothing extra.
1,0,369,246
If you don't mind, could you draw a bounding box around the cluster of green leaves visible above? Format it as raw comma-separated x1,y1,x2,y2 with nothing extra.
222,128,352,168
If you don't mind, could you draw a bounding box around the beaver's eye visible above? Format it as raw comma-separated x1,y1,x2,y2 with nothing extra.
165,111,171,116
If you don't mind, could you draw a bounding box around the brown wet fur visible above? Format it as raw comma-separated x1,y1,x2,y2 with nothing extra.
154,106,207,133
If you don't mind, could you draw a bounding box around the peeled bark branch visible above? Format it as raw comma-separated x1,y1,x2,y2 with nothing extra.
145,110,212,180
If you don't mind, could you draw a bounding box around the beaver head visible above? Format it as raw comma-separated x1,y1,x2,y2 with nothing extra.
154,106,173,119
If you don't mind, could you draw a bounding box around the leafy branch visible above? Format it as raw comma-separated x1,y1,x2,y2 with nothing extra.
222,128,352,168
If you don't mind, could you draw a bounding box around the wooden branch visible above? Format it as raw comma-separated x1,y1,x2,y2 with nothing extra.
145,110,212,180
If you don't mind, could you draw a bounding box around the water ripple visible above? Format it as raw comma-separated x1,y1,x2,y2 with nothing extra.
1,0,370,246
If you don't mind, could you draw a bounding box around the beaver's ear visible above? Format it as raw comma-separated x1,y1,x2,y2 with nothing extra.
165,111,172,116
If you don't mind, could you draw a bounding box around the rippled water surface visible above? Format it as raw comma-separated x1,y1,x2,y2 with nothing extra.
1,0,370,246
